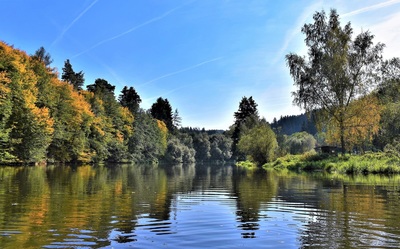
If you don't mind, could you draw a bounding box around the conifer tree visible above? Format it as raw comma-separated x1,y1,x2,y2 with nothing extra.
119,86,141,114
150,97,174,131
61,59,85,91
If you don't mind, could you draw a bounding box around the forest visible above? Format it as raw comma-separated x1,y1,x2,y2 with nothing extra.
0,10,399,171
0,40,234,165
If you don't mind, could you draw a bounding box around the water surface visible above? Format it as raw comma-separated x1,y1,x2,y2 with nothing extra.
0,164,400,248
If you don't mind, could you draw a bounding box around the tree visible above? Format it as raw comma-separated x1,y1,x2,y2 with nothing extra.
118,86,141,114
47,81,94,163
128,111,167,163
61,59,85,91
286,9,384,154
164,137,195,164
87,78,115,95
325,95,381,153
209,134,232,161
32,46,53,67
192,133,211,162
237,122,277,166
285,131,316,155
231,96,259,158
375,58,400,149
150,97,174,131
85,79,133,162
172,108,182,128
0,72,13,162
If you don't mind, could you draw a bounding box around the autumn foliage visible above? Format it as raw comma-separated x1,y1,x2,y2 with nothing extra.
325,95,381,152
0,41,167,164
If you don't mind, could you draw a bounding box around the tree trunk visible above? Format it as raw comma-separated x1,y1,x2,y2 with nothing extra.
340,121,346,155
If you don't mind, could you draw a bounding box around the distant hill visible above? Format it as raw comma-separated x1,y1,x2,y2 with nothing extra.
271,113,317,135
180,127,225,135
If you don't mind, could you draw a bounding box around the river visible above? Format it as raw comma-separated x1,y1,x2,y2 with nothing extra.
0,164,400,248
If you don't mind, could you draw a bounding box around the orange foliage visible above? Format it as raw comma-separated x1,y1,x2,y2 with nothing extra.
31,106,54,135
326,95,381,150
0,72,11,108
156,119,168,152
118,106,134,139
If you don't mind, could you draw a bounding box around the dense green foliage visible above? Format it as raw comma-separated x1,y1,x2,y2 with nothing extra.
285,132,317,155
374,58,400,150
231,96,259,159
127,111,167,164
237,122,277,166
175,128,233,163
266,151,400,174
119,86,141,114
150,97,174,131
164,137,196,164
271,112,317,136
61,59,84,91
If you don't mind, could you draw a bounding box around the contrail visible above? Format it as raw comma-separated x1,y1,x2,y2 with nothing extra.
271,1,322,64
139,57,223,86
52,0,100,46
343,0,400,17
72,4,184,58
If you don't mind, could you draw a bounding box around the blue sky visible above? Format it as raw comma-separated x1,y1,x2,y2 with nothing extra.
1,0,400,129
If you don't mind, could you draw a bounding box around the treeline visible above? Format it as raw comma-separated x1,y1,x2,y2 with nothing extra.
271,113,317,136
0,41,232,165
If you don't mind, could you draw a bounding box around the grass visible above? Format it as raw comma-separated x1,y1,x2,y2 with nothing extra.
264,151,400,175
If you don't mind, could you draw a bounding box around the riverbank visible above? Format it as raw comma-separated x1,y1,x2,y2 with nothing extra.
235,151,400,174
262,152,400,174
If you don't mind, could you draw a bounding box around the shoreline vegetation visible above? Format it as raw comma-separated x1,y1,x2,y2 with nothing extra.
237,150,400,175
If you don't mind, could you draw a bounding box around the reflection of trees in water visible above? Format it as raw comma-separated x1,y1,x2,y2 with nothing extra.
232,167,278,238
193,164,234,190
2,165,400,247
149,163,196,221
275,172,400,248
0,164,197,247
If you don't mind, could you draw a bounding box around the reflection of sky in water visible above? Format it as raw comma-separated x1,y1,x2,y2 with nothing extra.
106,185,400,248
110,191,310,249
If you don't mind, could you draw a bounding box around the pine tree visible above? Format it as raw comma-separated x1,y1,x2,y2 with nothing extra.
118,86,141,114
32,46,53,67
61,59,85,90
231,96,259,158
150,97,174,131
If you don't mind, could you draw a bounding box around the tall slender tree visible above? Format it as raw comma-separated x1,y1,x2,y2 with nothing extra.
172,108,182,128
